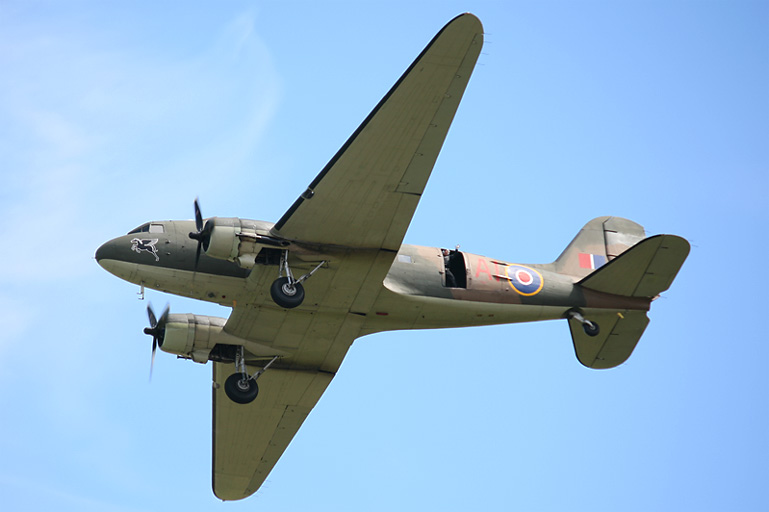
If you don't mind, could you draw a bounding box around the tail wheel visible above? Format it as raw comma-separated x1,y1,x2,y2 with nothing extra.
224,373,259,404
583,321,600,337
567,309,601,337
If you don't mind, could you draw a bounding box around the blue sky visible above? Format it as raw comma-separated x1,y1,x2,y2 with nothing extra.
1,1,767,510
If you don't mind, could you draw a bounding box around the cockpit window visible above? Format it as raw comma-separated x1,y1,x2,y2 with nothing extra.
127,223,164,234
128,223,149,234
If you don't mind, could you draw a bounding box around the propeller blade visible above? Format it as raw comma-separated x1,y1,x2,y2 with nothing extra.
158,303,170,321
157,304,170,345
150,337,157,381
188,198,211,272
146,304,157,329
144,303,170,380
194,197,204,233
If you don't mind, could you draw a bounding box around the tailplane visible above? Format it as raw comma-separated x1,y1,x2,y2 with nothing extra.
578,234,690,298
568,310,650,369
558,218,690,369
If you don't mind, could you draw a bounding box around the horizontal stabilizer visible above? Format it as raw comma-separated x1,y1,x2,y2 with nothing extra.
570,311,650,369
578,235,690,298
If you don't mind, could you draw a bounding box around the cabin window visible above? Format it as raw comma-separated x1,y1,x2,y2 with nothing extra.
442,249,467,288
149,223,164,233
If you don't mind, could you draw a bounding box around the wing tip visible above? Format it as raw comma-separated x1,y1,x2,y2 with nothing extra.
446,12,484,36
212,485,256,502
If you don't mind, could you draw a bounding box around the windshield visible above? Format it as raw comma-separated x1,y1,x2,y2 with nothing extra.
127,223,165,235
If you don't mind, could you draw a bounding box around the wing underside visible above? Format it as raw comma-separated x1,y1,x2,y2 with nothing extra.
213,14,484,501
272,14,483,251
212,363,333,500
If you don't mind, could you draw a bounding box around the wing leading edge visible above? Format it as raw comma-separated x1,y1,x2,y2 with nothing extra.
271,13,483,250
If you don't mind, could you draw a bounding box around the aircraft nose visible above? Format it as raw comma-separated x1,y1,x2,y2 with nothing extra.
95,241,106,263
95,235,144,282
95,238,120,268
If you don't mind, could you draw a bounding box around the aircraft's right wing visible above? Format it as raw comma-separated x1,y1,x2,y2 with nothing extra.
215,250,395,500
212,362,334,501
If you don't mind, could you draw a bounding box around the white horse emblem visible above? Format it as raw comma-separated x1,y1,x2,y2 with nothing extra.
130,238,160,262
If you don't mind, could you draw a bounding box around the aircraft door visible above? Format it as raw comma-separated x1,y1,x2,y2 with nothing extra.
442,249,466,288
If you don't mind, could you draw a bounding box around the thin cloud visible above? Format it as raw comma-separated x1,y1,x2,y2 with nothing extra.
0,10,281,284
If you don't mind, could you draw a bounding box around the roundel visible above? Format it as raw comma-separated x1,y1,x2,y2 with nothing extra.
505,264,544,296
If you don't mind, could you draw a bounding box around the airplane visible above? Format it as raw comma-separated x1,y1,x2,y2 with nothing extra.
95,13,689,501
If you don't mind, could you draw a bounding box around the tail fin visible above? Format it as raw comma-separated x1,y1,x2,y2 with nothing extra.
560,220,691,369
555,217,646,279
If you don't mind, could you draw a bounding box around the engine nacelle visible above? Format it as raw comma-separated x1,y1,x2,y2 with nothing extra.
202,217,284,268
161,314,248,363
203,217,242,261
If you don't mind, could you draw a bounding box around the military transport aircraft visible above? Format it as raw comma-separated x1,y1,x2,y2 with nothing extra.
95,13,689,501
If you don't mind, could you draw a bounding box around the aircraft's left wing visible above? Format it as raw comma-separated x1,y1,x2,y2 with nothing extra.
271,13,483,251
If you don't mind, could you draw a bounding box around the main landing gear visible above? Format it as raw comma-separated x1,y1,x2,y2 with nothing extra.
224,373,259,404
567,310,600,337
270,250,326,309
223,347,279,404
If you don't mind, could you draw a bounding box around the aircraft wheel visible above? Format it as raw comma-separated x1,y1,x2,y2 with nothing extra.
270,277,305,309
224,373,259,404
583,320,600,337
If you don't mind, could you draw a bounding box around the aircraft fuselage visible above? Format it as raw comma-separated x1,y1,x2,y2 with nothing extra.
96,219,650,336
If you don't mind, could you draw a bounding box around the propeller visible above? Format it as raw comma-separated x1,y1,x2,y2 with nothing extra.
188,198,213,269
143,303,170,380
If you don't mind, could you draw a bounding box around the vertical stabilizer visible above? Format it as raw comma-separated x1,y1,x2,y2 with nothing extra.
555,217,646,279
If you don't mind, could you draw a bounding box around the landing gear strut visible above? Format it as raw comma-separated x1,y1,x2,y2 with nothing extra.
567,310,600,337
223,348,279,405
269,251,326,309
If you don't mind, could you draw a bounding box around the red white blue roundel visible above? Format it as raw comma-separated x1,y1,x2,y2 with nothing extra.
505,264,544,296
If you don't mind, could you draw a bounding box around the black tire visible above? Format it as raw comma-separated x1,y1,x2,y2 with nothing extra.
270,277,305,308
583,320,600,337
224,373,259,404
